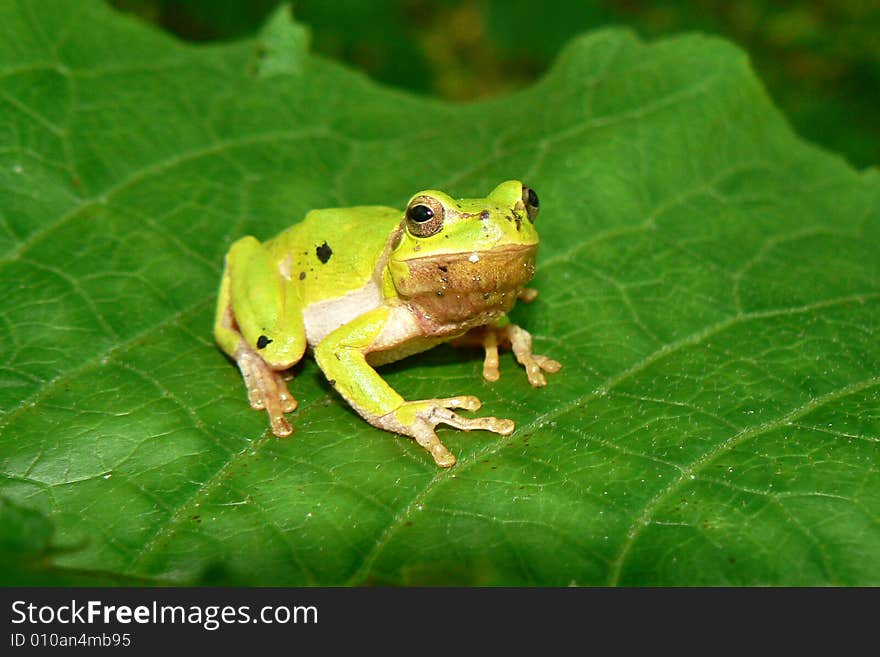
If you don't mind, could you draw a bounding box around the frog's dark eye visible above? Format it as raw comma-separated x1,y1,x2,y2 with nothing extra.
405,196,445,237
522,185,539,222
408,204,433,223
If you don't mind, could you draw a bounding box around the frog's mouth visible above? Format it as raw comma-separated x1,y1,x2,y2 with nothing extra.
392,242,538,335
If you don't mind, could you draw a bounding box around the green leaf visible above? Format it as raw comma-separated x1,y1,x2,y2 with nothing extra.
254,3,310,79
1,0,878,586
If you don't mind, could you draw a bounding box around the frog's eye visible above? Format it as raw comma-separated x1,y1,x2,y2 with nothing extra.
522,185,539,222
405,196,445,238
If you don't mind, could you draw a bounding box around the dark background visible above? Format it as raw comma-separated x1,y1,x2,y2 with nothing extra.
111,0,879,169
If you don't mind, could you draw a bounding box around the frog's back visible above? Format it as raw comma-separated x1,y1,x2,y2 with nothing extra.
267,205,401,305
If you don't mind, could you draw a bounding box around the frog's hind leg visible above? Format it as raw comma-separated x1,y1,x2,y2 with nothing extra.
233,346,297,437
214,239,305,436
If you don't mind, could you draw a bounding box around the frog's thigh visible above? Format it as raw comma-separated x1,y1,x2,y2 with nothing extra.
213,265,240,358
226,236,306,369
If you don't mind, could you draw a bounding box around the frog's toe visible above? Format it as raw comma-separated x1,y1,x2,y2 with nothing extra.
517,287,539,303
247,388,265,410
481,331,500,382
264,374,297,436
433,449,457,468
275,375,298,413
482,365,500,382
520,353,562,387
270,415,294,437
535,354,562,383
481,344,500,381
407,417,456,467
534,354,562,373
432,407,515,436
520,356,547,387
436,395,482,412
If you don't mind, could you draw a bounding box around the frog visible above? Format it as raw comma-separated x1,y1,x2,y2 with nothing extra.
213,180,560,467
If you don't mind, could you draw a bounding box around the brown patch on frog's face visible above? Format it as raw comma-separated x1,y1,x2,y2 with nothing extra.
393,243,537,336
388,181,541,335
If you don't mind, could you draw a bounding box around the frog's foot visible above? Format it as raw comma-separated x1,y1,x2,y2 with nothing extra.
376,396,515,467
504,324,561,387
452,324,561,386
235,347,298,437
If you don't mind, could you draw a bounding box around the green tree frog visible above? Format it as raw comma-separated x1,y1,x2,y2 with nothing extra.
214,180,560,467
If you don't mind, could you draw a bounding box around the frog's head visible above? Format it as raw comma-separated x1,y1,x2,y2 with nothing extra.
387,180,541,334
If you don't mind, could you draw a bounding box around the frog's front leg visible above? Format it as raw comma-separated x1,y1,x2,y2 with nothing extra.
451,315,561,386
314,306,514,467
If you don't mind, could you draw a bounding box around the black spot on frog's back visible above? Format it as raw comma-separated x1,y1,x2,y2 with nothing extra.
316,241,333,264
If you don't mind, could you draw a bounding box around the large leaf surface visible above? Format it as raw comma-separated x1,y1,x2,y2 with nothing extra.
1,1,878,585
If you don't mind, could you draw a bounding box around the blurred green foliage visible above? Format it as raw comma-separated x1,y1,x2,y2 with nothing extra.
112,0,878,167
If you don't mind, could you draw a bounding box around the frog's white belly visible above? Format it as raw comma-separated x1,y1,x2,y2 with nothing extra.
302,280,383,346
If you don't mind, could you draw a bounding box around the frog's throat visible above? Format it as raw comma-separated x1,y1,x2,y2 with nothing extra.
392,243,538,336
